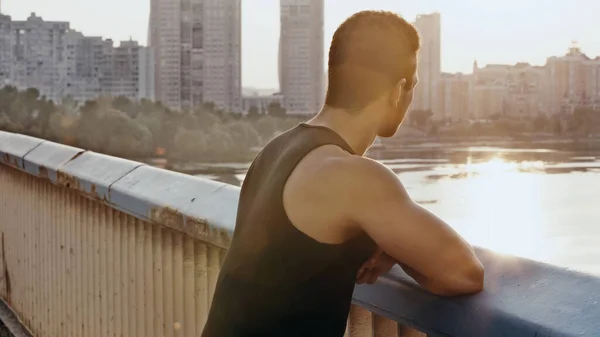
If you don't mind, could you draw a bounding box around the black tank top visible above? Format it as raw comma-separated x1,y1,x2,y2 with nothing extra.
202,124,377,337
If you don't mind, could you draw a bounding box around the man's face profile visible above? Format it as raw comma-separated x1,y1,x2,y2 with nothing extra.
377,61,418,138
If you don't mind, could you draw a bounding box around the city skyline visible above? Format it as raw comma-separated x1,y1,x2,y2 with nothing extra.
4,0,600,90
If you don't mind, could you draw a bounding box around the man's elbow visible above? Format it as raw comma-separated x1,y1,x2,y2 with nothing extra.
430,262,485,296
460,262,485,294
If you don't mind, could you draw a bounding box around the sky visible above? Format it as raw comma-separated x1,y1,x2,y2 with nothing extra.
3,0,600,90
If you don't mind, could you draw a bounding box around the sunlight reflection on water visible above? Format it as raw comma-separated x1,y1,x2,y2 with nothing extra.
400,154,600,275
201,149,600,275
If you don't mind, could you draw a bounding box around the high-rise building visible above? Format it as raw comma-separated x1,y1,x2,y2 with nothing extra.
11,13,70,102
435,72,471,122
63,31,108,102
544,42,599,115
412,12,441,116
107,40,142,100
279,0,325,115
0,13,154,104
63,34,154,104
470,61,545,119
149,0,242,112
139,46,156,101
0,14,13,87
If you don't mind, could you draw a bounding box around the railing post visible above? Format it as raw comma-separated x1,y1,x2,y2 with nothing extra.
348,304,373,337
373,314,399,336
400,326,427,337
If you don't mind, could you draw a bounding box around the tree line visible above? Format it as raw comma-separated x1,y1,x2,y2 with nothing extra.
409,107,600,138
3,85,600,163
0,86,305,162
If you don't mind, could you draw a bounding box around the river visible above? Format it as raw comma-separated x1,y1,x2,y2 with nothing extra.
196,145,600,275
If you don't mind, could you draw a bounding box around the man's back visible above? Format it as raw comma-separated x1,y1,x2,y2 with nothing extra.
201,124,377,337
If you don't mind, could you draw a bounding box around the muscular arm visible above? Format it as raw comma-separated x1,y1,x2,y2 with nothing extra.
337,157,484,296
398,263,467,296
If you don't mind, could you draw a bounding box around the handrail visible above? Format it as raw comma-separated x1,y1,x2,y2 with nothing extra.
354,248,600,336
0,131,237,249
2,130,600,337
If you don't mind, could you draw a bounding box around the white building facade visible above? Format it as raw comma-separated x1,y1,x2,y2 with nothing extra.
412,13,441,116
10,13,70,102
279,0,325,116
0,13,154,104
149,0,242,112
242,93,284,114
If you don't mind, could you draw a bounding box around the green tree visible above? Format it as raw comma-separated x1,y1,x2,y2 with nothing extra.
103,109,153,157
194,108,221,131
552,117,563,135
254,116,278,142
0,113,23,134
227,121,260,148
172,127,209,161
136,115,163,149
410,109,433,129
533,114,549,132
570,107,596,135
247,105,260,119
267,102,286,118
428,122,439,136
205,127,236,160
112,96,138,117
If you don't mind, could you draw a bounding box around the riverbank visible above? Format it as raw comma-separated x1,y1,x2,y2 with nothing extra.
150,136,600,176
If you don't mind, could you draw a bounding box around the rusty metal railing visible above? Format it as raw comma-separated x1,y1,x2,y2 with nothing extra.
0,131,425,337
4,131,599,337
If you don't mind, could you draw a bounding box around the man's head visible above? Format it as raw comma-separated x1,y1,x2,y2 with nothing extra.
325,11,420,137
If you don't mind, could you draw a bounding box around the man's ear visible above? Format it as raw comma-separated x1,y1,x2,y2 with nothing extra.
394,78,407,107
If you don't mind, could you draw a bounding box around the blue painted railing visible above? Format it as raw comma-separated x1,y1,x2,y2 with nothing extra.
1,130,600,337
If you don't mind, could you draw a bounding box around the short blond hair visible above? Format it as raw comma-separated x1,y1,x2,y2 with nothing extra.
325,11,420,111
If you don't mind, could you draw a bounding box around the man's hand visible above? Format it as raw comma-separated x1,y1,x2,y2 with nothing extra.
356,248,396,285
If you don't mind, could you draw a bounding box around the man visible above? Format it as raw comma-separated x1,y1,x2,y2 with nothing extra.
202,10,484,337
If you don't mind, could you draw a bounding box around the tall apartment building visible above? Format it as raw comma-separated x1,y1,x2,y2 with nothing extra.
0,14,13,86
148,0,242,112
435,72,471,122
544,43,600,115
412,13,441,116
139,46,156,101
106,40,142,101
0,13,154,104
471,59,553,119
63,31,109,102
63,35,155,104
279,0,325,115
11,13,70,102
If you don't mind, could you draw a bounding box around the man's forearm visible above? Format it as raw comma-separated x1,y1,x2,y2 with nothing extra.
399,263,480,296
399,263,430,286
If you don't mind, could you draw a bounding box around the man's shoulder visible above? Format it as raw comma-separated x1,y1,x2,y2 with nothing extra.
297,147,396,198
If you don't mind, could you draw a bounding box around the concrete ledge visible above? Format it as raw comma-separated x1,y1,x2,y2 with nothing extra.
0,131,237,247
22,141,84,183
353,247,600,337
56,151,143,201
0,131,44,169
109,165,236,247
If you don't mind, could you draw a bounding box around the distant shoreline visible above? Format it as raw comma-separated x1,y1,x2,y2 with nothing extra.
150,136,600,176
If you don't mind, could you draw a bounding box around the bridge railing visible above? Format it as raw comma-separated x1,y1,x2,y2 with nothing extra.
1,130,599,337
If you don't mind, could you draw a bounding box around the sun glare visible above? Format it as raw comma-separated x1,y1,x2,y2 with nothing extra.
462,156,546,175
456,156,551,261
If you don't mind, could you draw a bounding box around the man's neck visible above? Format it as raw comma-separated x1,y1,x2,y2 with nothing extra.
306,106,378,156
